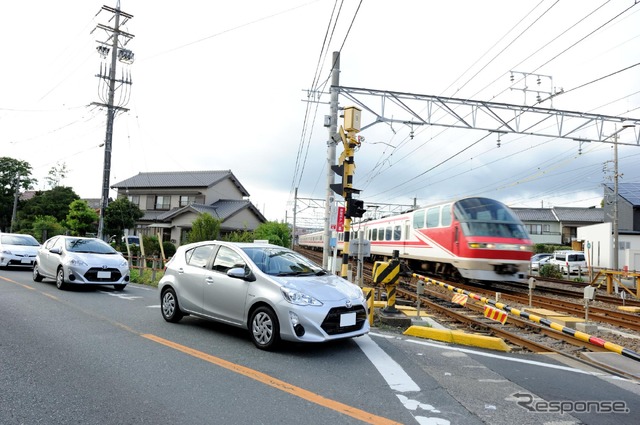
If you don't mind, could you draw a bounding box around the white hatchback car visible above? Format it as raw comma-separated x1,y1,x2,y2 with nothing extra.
33,236,130,291
0,233,40,268
159,241,369,350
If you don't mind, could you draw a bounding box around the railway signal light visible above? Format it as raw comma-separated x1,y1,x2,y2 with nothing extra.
330,162,345,196
346,198,366,218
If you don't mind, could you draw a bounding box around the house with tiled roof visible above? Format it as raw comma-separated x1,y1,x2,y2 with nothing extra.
511,206,604,245
111,170,266,245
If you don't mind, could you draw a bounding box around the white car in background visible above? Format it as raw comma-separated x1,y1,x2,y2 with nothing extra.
33,236,130,291
0,233,40,268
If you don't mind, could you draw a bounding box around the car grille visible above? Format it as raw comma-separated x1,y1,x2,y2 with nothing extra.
321,305,367,335
83,268,123,282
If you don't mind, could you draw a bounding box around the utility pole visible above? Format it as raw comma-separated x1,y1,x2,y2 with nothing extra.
10,174,20,233
613,130,619,271
323,52,340,269
91,2,134,240
292,187,298,249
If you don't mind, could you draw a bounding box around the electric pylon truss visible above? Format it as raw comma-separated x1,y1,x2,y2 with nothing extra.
336,86,640,146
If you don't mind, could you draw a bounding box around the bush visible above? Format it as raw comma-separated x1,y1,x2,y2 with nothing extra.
162,241,176,258
539,264,563,279
129,268,163,287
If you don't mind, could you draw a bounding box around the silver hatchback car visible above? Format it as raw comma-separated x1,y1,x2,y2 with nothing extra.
159,241,369,350
33,236,130,291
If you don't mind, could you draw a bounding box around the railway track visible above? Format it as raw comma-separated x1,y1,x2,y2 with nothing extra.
295,247,640,359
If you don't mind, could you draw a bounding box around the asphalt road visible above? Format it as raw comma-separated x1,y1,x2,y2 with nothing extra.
2,267,639,425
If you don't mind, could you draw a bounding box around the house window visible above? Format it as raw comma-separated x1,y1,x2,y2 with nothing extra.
127,195,140,206
180,195,196,207
155,196,171,210
526,224,542,235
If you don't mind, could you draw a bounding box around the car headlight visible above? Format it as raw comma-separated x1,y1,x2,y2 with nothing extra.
66,258,88,267
119,259,129,267
281,287,323,306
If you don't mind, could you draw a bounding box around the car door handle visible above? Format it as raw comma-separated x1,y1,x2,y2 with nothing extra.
205,277,214,285
178,268,184,274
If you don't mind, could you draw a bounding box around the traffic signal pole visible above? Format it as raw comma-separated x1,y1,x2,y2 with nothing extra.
331,106,365,279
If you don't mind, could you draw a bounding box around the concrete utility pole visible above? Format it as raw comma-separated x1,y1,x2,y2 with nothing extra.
323,52,340,269
10,174,20,233
613,130,619,271
91,2,134,240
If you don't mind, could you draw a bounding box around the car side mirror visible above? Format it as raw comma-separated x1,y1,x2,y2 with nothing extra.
49,247,62,255
227,267,256,282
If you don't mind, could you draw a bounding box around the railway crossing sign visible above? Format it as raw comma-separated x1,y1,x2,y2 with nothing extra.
452,293,468,306
484,306,508,325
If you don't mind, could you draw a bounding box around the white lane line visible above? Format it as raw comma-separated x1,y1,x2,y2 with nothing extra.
355,334,420,392
357,335,451,425
371,332,612,377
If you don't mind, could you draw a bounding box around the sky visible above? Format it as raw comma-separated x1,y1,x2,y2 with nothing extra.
2,0,640,228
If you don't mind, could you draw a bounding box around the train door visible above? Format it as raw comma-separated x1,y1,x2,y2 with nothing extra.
403,220,411,255
453,225,460,256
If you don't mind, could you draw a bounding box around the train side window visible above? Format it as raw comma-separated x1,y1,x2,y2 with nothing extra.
426,207,440,228
385,226,392,241
441,205,452,226
371,229,377,241
413,210,425,229
393,225,401,241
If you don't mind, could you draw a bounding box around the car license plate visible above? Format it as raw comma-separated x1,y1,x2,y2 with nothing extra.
340,312,356,327
97,271,111,279
20,258,32,264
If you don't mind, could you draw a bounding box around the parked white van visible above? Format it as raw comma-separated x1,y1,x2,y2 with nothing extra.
549,250,586,274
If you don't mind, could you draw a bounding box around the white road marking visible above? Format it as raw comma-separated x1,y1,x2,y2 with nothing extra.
355,335,420,392
356,335,451,425
99,291,142,301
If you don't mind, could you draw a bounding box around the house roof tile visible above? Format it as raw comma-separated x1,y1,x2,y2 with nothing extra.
111,170,250,196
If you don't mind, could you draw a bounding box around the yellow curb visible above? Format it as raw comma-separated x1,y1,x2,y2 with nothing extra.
373,301,387,309
403,326,511,352
546,316,585,329
618,306,640,313
400,310,433,318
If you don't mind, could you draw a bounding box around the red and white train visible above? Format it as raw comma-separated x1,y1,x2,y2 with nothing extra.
298,197,533,283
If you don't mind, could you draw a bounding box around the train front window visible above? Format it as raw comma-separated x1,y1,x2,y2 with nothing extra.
461,222,528,238
454,197,528,239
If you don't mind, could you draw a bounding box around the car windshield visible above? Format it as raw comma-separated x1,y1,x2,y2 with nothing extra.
1,235,39,246
242,247,326,276
65,238,117,254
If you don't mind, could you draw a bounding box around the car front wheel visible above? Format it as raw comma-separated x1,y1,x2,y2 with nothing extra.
56,268,68,290
113,284,126,291
161,288,184,323
250,306,280,350
32,264,43,282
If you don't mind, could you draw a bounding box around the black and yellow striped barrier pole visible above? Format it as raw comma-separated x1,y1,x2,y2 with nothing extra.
372,250,411,314
412,272,640,363
362,287,375,325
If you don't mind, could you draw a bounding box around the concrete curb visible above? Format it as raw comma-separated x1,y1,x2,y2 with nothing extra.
403,325,512,352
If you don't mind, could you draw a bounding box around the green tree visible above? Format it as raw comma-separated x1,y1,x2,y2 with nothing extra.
187,213,221,243
18,186,80,227
104,197,144,242
45,162,69,188
253,221,291,247
224,229,255,242
0,157,37,232
32,215,65,242
66,200,99,236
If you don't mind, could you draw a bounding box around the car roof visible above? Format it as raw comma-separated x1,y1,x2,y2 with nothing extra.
177,240,282,251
